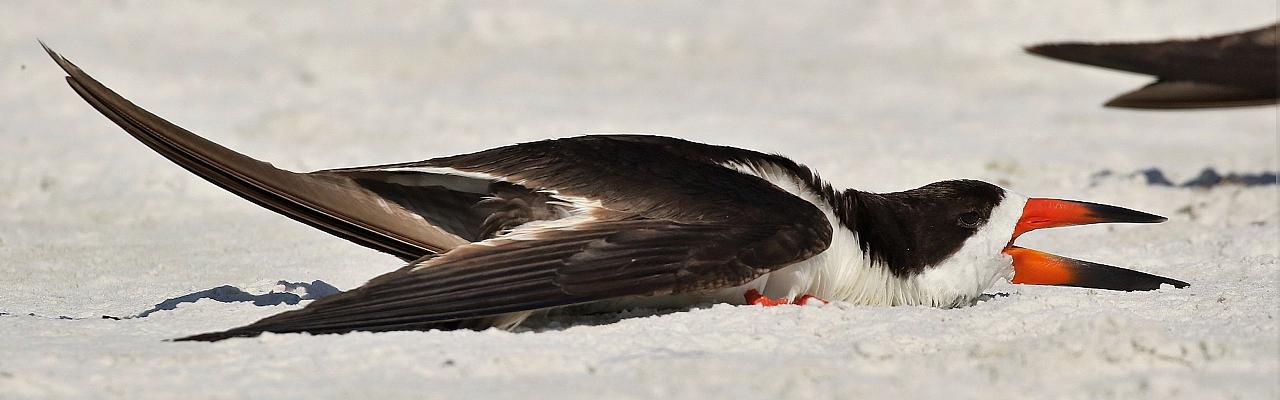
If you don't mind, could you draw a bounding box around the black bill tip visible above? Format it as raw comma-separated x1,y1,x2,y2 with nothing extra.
1078,200,1168,224
1008,246,1189,291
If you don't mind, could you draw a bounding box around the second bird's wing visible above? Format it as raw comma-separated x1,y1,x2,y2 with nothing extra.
1026,23,1279,109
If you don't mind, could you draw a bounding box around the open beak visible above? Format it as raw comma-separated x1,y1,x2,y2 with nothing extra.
1003,198,1188,291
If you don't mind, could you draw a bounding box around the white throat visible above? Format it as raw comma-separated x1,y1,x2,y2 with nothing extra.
905,193,1026,306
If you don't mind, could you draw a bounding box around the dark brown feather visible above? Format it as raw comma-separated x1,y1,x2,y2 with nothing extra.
1104,80,1279,109
43,43,470,260
178,216,830,341
1026,23,1279,109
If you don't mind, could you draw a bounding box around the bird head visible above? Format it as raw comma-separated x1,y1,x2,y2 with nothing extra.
871,180,1187,295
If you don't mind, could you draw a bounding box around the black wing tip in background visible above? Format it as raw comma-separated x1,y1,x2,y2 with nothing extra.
1023,23,1280,109
1023,42,1097,66
1103,81,1280,110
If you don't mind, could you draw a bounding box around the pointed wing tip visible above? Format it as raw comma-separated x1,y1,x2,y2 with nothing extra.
1104,95,1280,110
38,39,61,64
172,329,259,342
1024,42,1067,57
37,39,53,55
37,40,84,79
1023,41,1159,75
1103,81,1279,109
1023,42,1099,63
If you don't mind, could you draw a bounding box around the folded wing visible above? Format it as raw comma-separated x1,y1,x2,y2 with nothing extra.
179,214,830,341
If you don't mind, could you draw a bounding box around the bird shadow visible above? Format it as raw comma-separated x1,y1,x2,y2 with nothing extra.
87,286,1016,325
1091,167,1278,188
520,293,1015,332
108,280,342,319
516,304,710,332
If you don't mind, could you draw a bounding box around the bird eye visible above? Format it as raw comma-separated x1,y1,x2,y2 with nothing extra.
957,211,982,228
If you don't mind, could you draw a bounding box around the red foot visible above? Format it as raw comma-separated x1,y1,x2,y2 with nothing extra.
744,289,790,306
794,294,829,306
744,290,829,307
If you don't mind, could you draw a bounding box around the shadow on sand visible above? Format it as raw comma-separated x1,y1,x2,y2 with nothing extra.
129,280,341,318
1092,167,1278,188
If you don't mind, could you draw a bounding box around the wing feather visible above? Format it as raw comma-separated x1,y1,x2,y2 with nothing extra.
43,43,469,259
178,216,830,341
1025,23,1278,109
1105,80,1280,109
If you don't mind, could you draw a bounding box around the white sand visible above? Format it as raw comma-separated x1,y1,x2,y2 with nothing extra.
1,1,1276,399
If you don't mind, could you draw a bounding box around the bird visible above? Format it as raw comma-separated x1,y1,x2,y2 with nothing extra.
41,43,1188,342
1026,22,1279,109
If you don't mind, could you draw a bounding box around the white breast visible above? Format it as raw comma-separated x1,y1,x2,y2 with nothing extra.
697,162,894,305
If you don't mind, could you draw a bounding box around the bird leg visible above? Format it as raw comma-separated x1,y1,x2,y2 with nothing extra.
744,289,828,307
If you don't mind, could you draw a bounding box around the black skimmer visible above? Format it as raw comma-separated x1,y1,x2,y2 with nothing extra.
1026,22,1279,109
42,44,1188,342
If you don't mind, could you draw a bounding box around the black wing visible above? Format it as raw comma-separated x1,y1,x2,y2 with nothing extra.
179,207,830,341
341,134,834,226
180,134,838,341
1026,23,1279,109
44,43,474,259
